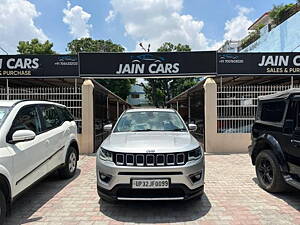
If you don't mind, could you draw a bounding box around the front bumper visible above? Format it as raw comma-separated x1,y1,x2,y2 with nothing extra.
96,156,205,200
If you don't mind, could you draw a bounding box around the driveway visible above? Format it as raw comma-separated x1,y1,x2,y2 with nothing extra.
5,154,300,225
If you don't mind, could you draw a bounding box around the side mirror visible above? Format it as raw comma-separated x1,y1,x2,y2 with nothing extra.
104,124,113,132
12,130,36,143
283,119,294,133
188,124,197,132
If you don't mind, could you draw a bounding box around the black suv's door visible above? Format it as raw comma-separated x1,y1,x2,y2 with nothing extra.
284,99,300,174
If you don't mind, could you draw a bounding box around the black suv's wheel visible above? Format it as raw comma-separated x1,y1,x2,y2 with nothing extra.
0,190,6,225
255,150,289,193
58,146,78,179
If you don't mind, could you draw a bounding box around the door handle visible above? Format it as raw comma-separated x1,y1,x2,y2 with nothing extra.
46,140,50,145
291,139,300,146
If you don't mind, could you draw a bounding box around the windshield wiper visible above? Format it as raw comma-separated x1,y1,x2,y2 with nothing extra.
166,128,186,131
131,129,161,132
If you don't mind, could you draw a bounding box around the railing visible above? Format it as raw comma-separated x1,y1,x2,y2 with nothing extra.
0,86,82,132
217,85,298,133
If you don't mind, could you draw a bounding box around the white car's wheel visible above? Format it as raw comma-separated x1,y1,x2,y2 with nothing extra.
0,190,6,225
58,146,78,179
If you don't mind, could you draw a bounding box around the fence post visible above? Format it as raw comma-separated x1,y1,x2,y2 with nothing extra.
6,79,9,100
204,78,217,153
81,79,94,154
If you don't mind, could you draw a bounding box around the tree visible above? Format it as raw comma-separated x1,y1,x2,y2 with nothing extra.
67,38,124,54
67,38,135,100
142,42,197,107
17,38,56,54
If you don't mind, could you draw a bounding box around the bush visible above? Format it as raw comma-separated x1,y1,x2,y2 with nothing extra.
269,3,299,26
240,31,260,49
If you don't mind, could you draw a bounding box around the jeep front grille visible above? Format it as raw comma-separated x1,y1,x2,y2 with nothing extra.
113,152,187,167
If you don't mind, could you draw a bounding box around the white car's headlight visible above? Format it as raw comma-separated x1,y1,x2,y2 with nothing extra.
188,146,203,161
99,147,113,161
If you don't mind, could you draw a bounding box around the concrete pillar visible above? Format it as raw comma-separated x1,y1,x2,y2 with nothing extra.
204,78,217,153
81,79,94,154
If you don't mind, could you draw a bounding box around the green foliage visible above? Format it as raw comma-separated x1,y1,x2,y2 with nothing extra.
143,42,197,107
17,39,56,54
67,38,124,54
157,42,191,52
240,31,260,50
67,38,134,100
269,3,297,25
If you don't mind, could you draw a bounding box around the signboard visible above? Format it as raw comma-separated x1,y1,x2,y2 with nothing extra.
79,51,217,78
218,52,300,76
0,55,78,78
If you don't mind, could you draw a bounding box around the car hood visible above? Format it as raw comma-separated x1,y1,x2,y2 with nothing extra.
101,132,199,153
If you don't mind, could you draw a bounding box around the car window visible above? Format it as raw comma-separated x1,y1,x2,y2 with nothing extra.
0,107,10,127
10,105,41,135
260,101,286,122
40,105,61,131
56,106,74,122
114,111,187,132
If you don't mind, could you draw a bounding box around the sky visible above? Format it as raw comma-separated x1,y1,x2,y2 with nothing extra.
0,0,295,54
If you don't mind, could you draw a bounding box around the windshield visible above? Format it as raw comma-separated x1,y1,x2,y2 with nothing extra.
0,107,10,126
114,111,187,132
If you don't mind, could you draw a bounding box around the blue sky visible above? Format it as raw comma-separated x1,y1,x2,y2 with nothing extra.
0,0,295,54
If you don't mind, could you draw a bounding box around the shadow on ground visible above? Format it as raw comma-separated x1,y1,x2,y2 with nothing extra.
99,194,211,223
252,177,300,211
5,169,81,225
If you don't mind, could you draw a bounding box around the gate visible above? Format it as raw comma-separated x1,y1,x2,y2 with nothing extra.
217,85,299,133
0,86,82,132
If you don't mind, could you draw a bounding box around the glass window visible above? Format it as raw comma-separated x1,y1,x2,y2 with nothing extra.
260,101,286,122
114,111,187,132
131,94,140,99
0,107,10,126
56,106,74,122
40,105,61,130
10,106,41,134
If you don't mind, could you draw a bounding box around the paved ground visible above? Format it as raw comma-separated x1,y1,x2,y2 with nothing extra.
5,154,300,225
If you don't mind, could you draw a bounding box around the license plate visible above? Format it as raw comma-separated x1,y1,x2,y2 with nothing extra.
132,179,169,189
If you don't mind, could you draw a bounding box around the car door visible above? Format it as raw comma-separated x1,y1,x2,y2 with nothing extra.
8,105,48,195
283,99,300,175
39,104,66,171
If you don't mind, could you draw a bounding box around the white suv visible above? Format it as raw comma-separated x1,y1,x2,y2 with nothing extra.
0,100,79,224
97,109,204,202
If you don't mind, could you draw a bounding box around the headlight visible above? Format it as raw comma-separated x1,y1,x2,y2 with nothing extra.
99,147,113,161
188,147,203,161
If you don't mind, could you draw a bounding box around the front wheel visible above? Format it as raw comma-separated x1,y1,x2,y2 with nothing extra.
58,146,78,179
0,190,7,225
255,150,289,193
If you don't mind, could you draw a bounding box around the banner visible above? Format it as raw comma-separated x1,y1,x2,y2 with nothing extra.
0,55,78,78
79,51,217,78
217,52,300,75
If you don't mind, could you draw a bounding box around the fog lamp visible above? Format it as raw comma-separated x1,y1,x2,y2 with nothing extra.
190,172,202,183
99,172,112,183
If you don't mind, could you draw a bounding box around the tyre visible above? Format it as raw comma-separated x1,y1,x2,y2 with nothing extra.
255,150,289,193
58,146,78,179
0,190,7,225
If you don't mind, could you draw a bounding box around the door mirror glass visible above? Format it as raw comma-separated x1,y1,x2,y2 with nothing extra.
12,130,36,143
188,124,197,131
104,124,113,132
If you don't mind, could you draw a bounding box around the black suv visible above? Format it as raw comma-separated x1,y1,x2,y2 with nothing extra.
249,89,300,192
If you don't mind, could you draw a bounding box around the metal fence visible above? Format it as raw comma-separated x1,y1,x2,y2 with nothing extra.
217,85,298,133
0,87,82,131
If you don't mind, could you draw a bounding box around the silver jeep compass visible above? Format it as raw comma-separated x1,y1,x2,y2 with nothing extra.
96,108,204,201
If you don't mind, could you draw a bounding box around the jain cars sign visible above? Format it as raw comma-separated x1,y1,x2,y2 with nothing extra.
79,52,217,78
0,55,78,78
217,53,300,76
